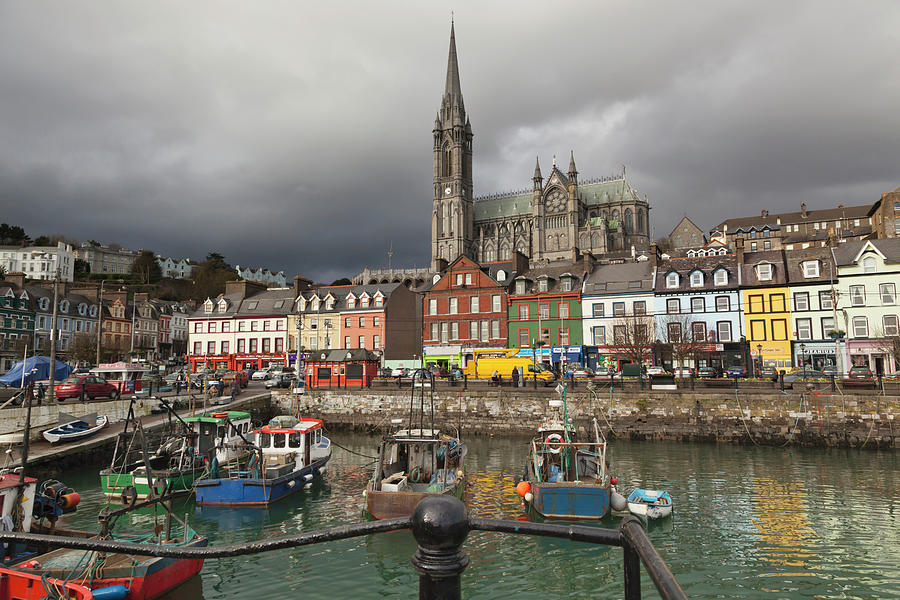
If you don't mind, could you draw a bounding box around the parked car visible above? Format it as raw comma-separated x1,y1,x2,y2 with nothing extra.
645,366,668,376
673,367,694,378
265,373,296,389
569,367,594,379
390,368,409,378
429,366,451,379
223,371,249,388
54,375,120,401
784,369,827,387
696,366,718,378
594,367,618,378
758,366,778,381
725,366,748,378
378,367,393,378
846,366,873,379
251,368,273,381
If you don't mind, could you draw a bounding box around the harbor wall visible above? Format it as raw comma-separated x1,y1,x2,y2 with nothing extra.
0,397,162,442
274,388,899,449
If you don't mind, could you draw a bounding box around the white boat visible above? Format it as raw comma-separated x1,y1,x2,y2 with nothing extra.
42,415,108,444
627,488,674,519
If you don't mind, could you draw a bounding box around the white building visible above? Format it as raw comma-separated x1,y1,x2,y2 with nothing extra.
156,256,195,279
0,242,76,281
235,265,287,288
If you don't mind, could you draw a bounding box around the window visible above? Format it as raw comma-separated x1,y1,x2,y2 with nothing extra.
238,321,246,332
194,322,202,333
237,338,246,352
492,295,501,312
441,323,448,343
249,339,258,352
347,297,356,309
309,319,317,331
884,315,899,336
345,335,352,347
750,320,766,341
691,297,705,313
359,317,366,327
455,274,463,285
802,261,819,278
763,241,771,251
717,321,732,342
771,294,786,313
538,279,549,292
491,320,500,339
470,297,479,313
852,316,868,337
592,326,605,345
251,321,259,331
716,296,730,312
429,324,437,342
612,325,625,344
193,341,202,355
880,283,896,305
373,335,380,348
771,319,788,341
821,317,835,336
862,256,876,273
796,318,812,340
429,299,438,315
539,304,550,319
634,301,647,315
794,292,809,311
480,321,489,342
750,242,757,252
714,269,728,286
850,285,866,306
689,271,703,287
221,341,229,353
518,328,530,347
373,316,380,327
262,338,270,352
561,279,573,292
207,341,215,354
516,280,526,294
540,328,550,346
692,322,706,342
222,322,230,332
359,335,366,348
667,299,680,314
465,273,472,285
612,302,625,317
449,322,458,340
558,327,570,346
449,298,458,314
820,290,834,310
518,304,529,320
666,273,679,288
263,321,271,331
667,322,681,342
559,303,570,318
756,264,772,281
592,304,604,317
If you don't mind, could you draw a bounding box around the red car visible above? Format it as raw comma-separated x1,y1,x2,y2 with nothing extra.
54,375,120,401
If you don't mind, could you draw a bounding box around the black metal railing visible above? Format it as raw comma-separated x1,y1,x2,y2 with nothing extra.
0,495,686,600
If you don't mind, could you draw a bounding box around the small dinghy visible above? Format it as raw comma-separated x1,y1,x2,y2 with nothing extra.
42,413,108,444
627,488,673,520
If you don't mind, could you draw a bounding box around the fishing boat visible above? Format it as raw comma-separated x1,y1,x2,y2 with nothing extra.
42,414,108,444
627,489,674,520
0,567,95,599
100,403,252,501
365,370,467,519
194,415,331,506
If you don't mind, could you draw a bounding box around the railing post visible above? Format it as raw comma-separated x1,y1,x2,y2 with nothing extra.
621,519,642,600
410,495,470,600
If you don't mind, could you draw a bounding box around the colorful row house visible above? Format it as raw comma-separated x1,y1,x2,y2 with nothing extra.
0,276,35,372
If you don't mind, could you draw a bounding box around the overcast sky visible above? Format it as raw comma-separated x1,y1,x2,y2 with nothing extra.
2,1,899,283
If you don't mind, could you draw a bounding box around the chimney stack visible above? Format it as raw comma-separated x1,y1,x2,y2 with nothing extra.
4,272,25,289
649,243,659,269
801,202,808,218
735,237,745,265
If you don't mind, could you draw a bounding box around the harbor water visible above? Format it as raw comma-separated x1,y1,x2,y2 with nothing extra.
56,432,899,599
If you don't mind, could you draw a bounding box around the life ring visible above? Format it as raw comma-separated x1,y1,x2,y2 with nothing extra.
410,466,422,483
544,433,563,454
152,478,168,497
120,486,137,508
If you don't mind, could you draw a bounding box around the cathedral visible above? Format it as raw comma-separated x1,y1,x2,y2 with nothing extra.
431,24,652,271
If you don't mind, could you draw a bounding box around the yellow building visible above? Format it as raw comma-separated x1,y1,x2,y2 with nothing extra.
742,253,793,369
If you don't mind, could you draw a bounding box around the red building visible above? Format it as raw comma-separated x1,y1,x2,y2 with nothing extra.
423,256,525,352
304,349,380,389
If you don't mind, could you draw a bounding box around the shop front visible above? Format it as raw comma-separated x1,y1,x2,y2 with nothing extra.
305,349,379,389
846,339,896,376
188,353,289,373
790,341,838,372
748,341,793,371
423,345,464,370
591,346,650,371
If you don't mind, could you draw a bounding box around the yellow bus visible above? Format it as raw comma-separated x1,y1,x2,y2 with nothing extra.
462,349,556,384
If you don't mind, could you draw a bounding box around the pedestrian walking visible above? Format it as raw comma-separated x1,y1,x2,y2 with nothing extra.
511,366,519,388
37,382,46,405
230,380,238,402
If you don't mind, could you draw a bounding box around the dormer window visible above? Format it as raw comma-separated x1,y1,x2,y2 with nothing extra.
538,279,549,293
218,299,228,312
297,297,307,311
689,271,704,287
60,300,69,312
665,272,679,289
361,296,370,308
863,256,877,274
78,303,87,315
90,306,98,317
561,278,573,292
204,299,213,314
311,298,320,311
325,297,335,310
346,296,356,309
516,280,527,295
714,269,728,286
496,270,506,281
39,298,50,311
756,264,773,281
374,294,384,307
802,261,819,278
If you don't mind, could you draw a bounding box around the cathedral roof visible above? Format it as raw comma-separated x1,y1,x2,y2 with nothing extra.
472,177,643,222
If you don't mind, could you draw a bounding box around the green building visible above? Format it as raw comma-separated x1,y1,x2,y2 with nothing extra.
0,279,36,372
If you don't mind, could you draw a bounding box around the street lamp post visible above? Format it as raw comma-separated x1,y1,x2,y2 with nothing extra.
532,339,545,389
799,343,806,370
756,344,762,376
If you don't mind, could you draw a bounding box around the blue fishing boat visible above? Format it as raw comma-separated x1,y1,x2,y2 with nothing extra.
627,488,674,520
194,416,331,506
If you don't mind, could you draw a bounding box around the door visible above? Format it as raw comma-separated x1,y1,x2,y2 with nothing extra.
874,356,885,376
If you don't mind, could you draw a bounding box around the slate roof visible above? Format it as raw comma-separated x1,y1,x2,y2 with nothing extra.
584,261,654,294
655,254,739,293
832,238,900,266
739,250,788,287
513,261,591,295
783,247,835,284
297,283,401,314
711,203,872,233
472,177,640,222
308,348,380,362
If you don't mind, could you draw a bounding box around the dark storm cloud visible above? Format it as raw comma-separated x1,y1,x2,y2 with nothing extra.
2,1,899,281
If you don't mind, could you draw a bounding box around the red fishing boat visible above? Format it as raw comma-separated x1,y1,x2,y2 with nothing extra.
0,567,94,599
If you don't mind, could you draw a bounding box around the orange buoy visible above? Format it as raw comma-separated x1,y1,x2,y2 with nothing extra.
516,481,531,497
57,492,81,509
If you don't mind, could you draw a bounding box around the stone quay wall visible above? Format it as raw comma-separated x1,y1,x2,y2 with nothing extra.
273,387,899,449
0,397,162,442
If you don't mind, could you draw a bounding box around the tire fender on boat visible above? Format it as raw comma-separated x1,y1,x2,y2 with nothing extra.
120,486,137,508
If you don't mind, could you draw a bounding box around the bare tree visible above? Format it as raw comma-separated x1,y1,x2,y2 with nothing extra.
67,332,97,365
610,312,656,368
870,326,900,373
659,313,713,376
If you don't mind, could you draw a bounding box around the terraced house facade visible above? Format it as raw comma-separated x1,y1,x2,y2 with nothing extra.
0,274,34,372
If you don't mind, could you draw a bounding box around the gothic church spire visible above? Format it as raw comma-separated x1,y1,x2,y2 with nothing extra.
443,21,465,116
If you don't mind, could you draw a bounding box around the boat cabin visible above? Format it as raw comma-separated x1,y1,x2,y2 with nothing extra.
530,420,607,485
145,411,252,472
90,362,148,393
377,429,463,493
254,417,326,479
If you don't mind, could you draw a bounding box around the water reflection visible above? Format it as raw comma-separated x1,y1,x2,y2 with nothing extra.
752,477,815,573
